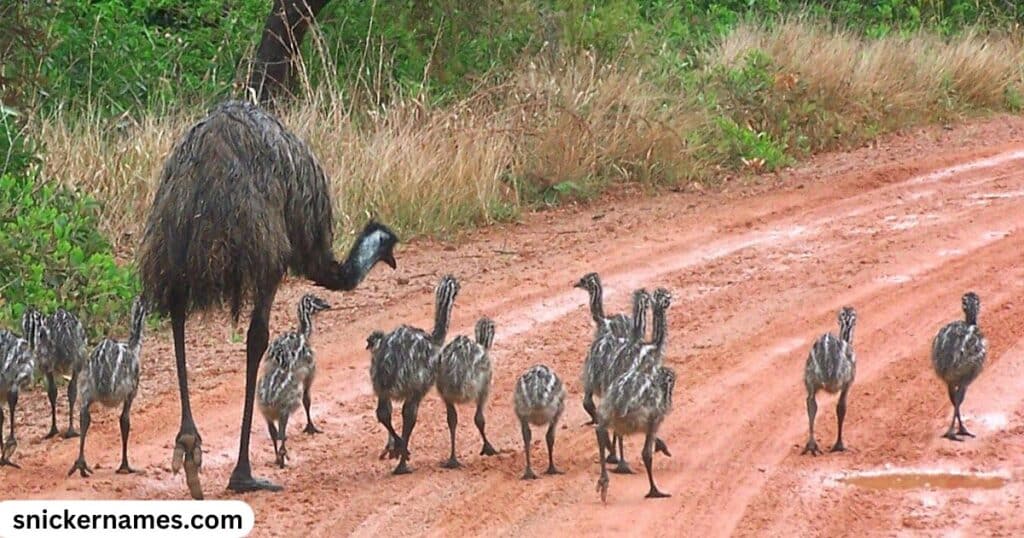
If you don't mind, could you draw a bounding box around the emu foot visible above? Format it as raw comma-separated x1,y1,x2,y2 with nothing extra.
604,452,620,464
62,428,80,439
0,457,20,469
597,474,609,504
171,431,205,500
801,440,822,456
645,487,671,499
379,436,409,460
480,442,498,456
655,438,672,457
830,441,846,453
303,423,323,435
44,426,60,439
522,468,538,480
611,461,634,474
957,427,976,438
275,447,288,469
943,430,965,442
544,465,563,475
227,473,283,493
440,457,462,469
2,438,17,461
116,462,136,475
67,458,93,477
392,461,413,475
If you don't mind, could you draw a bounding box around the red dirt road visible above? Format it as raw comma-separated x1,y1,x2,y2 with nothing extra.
4,116,1024,537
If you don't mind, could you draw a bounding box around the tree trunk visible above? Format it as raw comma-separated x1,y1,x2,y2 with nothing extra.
247,0,332,105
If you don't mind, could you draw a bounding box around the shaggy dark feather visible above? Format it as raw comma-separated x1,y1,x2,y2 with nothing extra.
70,296,148,477
513,364,566,479
931,292,986,441
1,330,34,467
801,307,857,456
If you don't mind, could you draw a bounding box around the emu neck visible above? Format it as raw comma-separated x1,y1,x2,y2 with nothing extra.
312,233,380,291
587,286,606,324
965,310,978,326
839,325,855,345
650,305,667,353
632,302,647,341
128,317,144,353
298,309,314,338
432,297,455,346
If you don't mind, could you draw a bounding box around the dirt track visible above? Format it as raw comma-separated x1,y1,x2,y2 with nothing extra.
5,116,1024,537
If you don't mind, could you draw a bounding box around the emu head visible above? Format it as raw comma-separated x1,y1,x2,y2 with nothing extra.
652,288,673,312
354,221,399,270
366,330,386,351
961,292,980,325
837,306,857,344
475,317,496,350
573,272,601,292
300,294,332,315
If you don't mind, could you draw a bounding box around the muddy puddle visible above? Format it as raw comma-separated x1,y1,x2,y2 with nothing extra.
839,471,1008,491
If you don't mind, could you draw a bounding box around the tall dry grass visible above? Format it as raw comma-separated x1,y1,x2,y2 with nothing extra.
33,20,1023,252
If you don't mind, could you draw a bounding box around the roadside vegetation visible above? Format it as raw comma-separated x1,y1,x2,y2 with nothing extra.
1,0,1022,332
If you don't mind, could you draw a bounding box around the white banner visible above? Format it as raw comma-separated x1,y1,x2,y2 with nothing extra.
0,500,254,538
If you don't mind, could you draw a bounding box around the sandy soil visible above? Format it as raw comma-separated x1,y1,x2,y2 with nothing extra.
4,115,1024,538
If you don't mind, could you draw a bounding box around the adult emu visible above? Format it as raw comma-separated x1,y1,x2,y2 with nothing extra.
137,100,398,499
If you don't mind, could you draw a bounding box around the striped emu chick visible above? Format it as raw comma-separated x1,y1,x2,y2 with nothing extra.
69,296,148,477
257,294,331,468
802,306,857,456
600,289,672,474
23,307,88,439
370,275,460,474
576,273,636,433
596,288,675,502
932,292,986,441
435,317,498,469
513,364,566,480
0,330,35,468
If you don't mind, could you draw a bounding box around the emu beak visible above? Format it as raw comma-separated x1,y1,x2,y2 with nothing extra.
382,252,397,269
572,280,585,289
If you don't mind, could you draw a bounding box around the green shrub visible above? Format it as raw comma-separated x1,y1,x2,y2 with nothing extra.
0,172,138,339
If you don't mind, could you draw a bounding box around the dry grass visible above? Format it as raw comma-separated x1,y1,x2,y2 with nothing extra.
33,21,1023,253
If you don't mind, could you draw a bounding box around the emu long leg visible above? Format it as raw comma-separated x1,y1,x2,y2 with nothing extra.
375,397,404,460
582,390,598,425
954,384,975,438
276,414,290,469
612,434,633,474
595,425,609,503
643,425,670,498
267,420,280,466
63,369,80,438
1,392,20,468
441,401,460,469
801,391,822,455
227,285,282,492
116,394,136,474
44,372,59,439
393,395,422,475
170,299,205,499
942,384,962,441
520,420,536,480
544,411,562,475
67,399,92,477
301,382,321,434
475,393,497,456
831,385,849,452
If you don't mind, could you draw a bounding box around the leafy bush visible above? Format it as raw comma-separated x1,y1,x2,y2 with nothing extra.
0,172,138,339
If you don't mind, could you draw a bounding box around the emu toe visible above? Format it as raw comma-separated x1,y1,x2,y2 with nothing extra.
943,430,965,442
440,457,462,469
544,465,563,475
68,458,93,478
44,426,60,440
522,468,538,480
957,427,976,438
116,463,137,475
392,461,413,475
2,438,17,460
480,442,498,456
0,457,20,469
801,440,823,456
62,428,80,439
228,474,283,493
830,441,846,453
645,488,671,499
597,475,609,504
172,431,205,500
604,453,620,464
303,423,323,435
